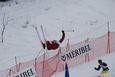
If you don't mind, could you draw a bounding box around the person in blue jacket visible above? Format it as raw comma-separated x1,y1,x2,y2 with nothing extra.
94,59,109,77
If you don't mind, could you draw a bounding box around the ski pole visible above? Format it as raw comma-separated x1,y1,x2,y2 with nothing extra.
63,29,75,32
32,25,42,42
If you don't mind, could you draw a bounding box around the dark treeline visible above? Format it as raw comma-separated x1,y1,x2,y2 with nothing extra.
0,0,9,2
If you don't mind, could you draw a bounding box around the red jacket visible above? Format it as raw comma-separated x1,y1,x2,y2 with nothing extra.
42,30,65,50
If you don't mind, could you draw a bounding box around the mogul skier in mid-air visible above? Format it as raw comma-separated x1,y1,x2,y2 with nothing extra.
42,30,65,50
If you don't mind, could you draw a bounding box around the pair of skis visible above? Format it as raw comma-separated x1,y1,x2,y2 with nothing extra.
32,25,49,77
32,25,49,58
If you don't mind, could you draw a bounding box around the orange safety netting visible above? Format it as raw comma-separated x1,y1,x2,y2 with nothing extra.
0,32,115,77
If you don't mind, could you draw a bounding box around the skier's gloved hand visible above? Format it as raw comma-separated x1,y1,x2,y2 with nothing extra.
41,41,45,49
94,67,97,70
62,30,64,33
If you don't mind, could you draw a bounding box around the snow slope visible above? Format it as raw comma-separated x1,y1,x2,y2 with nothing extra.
0,0,115,76
52,52,115,77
